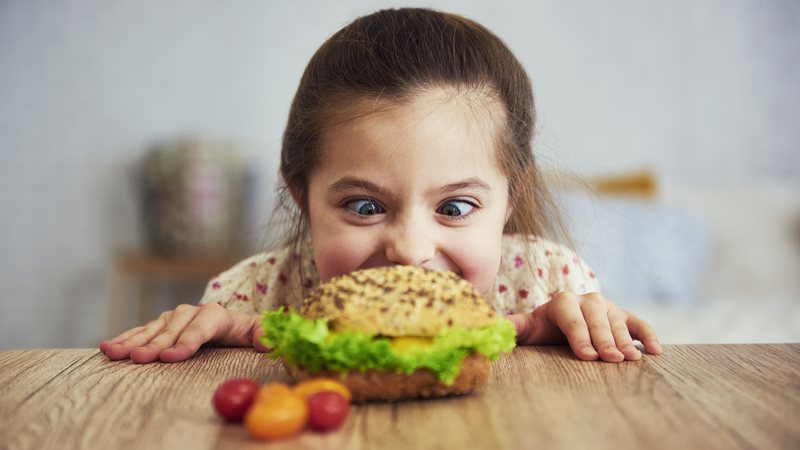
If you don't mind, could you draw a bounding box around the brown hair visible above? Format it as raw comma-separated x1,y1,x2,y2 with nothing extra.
274,8,568,288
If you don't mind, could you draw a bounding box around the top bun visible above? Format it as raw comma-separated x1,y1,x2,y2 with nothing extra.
300,265,498,337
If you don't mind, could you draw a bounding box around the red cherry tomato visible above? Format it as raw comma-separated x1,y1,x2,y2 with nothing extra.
307,391,350,431
212,378,259,422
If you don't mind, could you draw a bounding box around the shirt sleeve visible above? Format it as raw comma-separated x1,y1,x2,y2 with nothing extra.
199,247,293,314
492,234,602,314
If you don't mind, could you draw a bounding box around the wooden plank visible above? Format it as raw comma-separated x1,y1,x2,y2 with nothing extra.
0,350,97,412
1,345,798,450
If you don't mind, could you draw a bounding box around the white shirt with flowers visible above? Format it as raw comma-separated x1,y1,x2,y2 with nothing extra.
198,234,601,315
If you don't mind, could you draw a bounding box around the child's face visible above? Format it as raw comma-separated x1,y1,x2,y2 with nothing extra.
304,89,511,295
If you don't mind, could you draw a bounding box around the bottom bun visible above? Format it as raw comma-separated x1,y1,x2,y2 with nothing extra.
284,353,490,403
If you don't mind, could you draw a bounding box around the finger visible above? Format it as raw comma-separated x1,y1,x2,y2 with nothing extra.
130,304,200,363
252,321,269,353
506,305,568,345
159,303,233,363
100,325,147,351
100,338,126,354
103,315,170,360
608,308,641,361
130,304,200,362
104,334,148,360
627,314,663,354
122,312,172,348
505,312,536,343
580,294,624,362
547,293,598,361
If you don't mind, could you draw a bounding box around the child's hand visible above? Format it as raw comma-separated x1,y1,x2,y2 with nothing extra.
506,292,662,362
99,303,267,363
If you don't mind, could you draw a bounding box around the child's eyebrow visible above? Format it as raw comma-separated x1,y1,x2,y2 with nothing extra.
429,177,492,196
327,177,393,196
327,176,492,198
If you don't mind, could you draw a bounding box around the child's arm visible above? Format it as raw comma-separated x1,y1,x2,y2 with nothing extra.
100,249,295,363
99,303,268,363
506,292,662,361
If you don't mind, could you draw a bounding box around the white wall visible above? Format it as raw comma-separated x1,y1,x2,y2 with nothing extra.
1,0,798,348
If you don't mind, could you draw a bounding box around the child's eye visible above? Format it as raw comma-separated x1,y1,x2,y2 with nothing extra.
345,199,385,216
436,200,475,217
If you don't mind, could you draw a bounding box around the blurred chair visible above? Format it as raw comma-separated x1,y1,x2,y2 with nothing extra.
549,168,714,309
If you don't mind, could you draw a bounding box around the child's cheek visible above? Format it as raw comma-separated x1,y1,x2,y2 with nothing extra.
446,239,503,297
463,265,502,298
311,235,371,282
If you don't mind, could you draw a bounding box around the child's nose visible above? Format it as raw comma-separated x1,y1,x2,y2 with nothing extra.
385,233,435,267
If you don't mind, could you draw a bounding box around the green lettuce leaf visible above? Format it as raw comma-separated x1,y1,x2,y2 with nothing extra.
261,308,516,385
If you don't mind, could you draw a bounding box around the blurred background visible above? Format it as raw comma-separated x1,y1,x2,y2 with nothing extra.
1,0,798,349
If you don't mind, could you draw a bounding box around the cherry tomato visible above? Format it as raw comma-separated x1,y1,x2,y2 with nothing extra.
293,378,352,402
245,393,309,440
212,378,259,422
256,382,292,404
307,391,350,431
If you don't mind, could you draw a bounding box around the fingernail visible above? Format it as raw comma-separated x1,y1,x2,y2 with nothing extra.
583,346,597,355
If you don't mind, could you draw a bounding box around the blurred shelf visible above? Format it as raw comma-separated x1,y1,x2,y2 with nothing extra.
113,250,244,279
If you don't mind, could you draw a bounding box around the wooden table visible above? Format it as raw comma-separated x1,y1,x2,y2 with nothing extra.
1,345,798,449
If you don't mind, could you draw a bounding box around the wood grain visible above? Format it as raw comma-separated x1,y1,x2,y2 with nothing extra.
1,345,798,450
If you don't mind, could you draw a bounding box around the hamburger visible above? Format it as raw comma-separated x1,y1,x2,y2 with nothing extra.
261,265,516,402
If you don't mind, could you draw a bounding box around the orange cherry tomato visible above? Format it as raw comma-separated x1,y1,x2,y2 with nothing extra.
256,382,292,404
293,378,352,402
245,394,308,440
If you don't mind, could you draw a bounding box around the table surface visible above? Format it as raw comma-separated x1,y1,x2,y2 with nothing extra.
1,345,798,450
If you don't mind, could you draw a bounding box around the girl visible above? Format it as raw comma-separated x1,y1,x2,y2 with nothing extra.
101,8,661,364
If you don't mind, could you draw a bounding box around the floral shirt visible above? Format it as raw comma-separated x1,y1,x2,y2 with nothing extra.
199,234,601,315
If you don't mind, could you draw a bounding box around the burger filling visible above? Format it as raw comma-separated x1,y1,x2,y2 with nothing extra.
261,308,516,385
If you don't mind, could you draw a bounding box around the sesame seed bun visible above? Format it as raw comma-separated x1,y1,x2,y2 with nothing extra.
300,265,498,337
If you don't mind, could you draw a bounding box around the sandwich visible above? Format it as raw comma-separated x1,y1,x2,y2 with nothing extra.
261,265,516,402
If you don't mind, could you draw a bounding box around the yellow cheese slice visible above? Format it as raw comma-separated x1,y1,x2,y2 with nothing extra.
391,336,433,353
